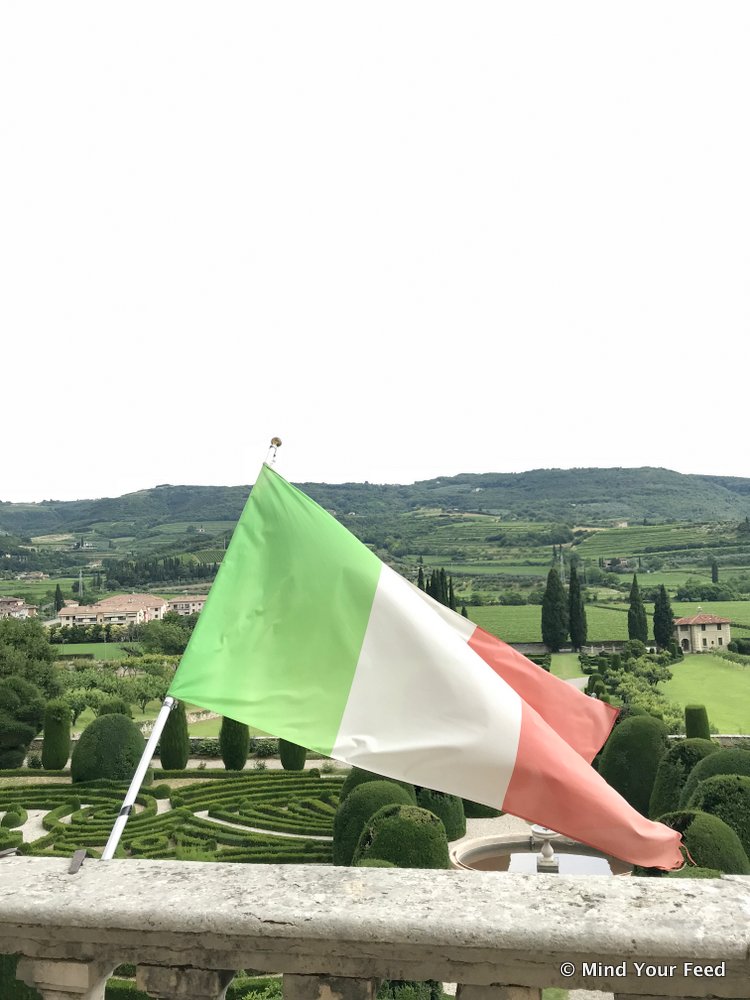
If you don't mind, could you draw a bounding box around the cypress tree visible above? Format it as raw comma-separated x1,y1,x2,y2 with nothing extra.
568,566,587,651
711,559,719,584
54,584,65,613
627,574,648,643
219,716,249,770
448,576,456,612
461,606,468,618
653,584,675,649
41,698,71,769
417,566,425,591
541,567,568,652
160,701,189,769
439,568,448,606
279,739,307,770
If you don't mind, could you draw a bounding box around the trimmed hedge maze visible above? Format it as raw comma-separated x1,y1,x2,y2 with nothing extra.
0,770,344,864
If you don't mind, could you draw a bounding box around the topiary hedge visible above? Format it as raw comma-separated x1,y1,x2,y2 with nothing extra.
355,858,397,868
657,810,750,875
416,789,466,840
680,748,750,807
462,798,502,819
599,714,668,816
352,804,451,869
71,714,148,784
339,767,416,805
333,780,414,866
159,702,189,770
687,774,750,857
279,740,307,771
648,738,719,819
684,705,711,740
1,806,27,828
0,677,45,770
0,955,42,1000
219,717,249,771
41,699,71,770
97,697,133,719
665,866,722,879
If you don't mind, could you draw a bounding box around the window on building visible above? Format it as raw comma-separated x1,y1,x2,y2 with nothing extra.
702,638,707,647
701,624,706,631
718,637,723,646
717,623,722,629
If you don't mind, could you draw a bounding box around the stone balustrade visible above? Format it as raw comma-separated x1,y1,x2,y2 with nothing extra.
1,857,748,1000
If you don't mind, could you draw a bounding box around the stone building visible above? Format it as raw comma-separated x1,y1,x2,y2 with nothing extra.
673,612,731,653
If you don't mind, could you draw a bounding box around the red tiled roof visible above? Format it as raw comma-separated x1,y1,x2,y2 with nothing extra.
674,614,731,625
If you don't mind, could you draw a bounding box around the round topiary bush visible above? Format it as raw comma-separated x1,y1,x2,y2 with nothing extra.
687,774,750,857
219,716,249,771
71,713,147,784
648,738,719,819
352,804,451,869
279,739,307,771
598,715,669,816
339,767,416,805
416,788,466,840
96,696,133,718
657,810,750,875
684,705,711,740
159,701,189,770
1,807,26,828
42,698,71,770
333,780,414,866
680,748,750,807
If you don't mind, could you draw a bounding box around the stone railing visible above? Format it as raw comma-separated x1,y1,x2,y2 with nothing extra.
1,857,748,1000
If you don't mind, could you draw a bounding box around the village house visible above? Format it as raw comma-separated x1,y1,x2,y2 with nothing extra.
167,595,208,616
0,596,38,619
57,593,168,627
673,612,731,653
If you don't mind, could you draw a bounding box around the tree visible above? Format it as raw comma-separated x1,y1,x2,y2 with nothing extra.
160,701,189,769
541,567,568,652
568,566,587,651
627,575,648,643
219,716,249,770
54,584,65,613
0,617,61,699
653,584,675,649
461,606,468,618
417,566,425,591
0,676,45,769
41,698,71,769
711,559,719,584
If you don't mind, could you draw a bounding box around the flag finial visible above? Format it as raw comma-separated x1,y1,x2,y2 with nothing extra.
267,437,282,465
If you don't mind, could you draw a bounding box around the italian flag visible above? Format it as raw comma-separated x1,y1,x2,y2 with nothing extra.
169,464,682,870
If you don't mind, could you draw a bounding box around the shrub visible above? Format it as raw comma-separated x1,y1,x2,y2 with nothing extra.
0,954,43,1000
159,702,189,770
339,767,416,805
0,676,45,770
665,866,722,879
648,738,719,819
97,696,133,719
333,780,414,865
680,749,750,806
687,774,750,857
657,810,750,875
219,717,249,771
42,698,71,770
598,715,668,816
355,858,397,868
462,798,502,819
684,705,710,740
27,753,42,770
71,714,148,784
279,739,307,771
416,789,466,840
352,804,451,869
1,807,27,828
377,981,442,1000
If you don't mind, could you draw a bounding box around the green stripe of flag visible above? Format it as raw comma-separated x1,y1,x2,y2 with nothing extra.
168,464,381,754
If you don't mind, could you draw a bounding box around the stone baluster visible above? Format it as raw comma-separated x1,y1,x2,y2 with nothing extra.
15,959,114,1000
284,973,380,1000
136,965,235,1000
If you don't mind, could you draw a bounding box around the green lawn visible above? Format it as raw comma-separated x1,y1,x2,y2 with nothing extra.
550,654,584,680
662,654,750,733
187,715,269,738
53,641,140,660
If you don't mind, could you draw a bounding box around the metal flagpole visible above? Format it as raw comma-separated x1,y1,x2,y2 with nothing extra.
100,696,176,860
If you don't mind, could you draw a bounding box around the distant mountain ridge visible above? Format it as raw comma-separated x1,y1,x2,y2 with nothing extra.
2,466,750,535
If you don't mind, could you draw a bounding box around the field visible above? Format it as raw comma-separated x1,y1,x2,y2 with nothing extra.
53,641,139,660
468,605,631,643
0,576,77,601
575,523,741,559
550,654,584,680
662,654,750,732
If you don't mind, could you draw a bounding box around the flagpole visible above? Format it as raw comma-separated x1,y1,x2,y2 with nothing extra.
100,695,176,861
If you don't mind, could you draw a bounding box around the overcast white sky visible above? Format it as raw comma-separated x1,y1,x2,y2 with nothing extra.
1,3,748,502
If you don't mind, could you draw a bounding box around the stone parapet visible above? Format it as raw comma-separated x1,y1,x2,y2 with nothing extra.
0,858,748,999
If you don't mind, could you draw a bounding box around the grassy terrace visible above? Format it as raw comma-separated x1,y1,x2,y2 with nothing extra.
663,654,750,732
